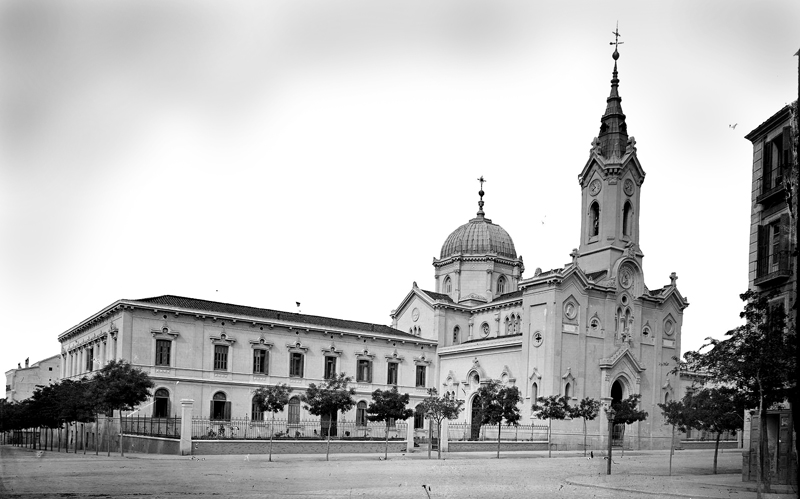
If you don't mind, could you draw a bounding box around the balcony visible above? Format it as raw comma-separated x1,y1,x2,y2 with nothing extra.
755,165,788,205
755,250,792,286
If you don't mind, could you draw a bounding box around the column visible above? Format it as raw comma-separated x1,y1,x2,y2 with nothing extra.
101,340,107,366
180,399,194,455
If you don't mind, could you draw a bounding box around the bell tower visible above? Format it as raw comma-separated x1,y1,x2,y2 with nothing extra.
576,33,646,276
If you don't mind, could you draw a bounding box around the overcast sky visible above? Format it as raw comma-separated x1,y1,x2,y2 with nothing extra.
2,1,798,390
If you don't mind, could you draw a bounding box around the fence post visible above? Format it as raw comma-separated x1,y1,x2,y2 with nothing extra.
440,419,449,452
180,399,194,456
405,415,414,453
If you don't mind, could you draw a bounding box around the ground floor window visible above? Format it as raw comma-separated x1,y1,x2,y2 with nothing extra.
153,388,169,418
251,398,264,420
414,405,425,429
356,401,367,426
288,397,301,425
210,392,231,420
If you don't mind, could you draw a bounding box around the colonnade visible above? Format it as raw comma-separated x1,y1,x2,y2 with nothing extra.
61,334,117,378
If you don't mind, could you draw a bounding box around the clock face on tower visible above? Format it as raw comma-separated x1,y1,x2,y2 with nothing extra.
589,179,602,196
623,179,634,196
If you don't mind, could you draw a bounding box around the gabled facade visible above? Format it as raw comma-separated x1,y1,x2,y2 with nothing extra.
392,47,689,450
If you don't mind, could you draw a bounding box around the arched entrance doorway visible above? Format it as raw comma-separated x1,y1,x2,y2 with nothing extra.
470,394,482,440
611,380,624,446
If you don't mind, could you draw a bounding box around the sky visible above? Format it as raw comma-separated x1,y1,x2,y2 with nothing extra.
2,0,798,391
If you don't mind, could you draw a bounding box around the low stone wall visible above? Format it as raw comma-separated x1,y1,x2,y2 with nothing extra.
122,435,181,455
448,441,549,452
680,440,739,450
192,439,407,456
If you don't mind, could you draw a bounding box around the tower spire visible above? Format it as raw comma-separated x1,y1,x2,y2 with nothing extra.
476,176,486,218
598,23,628,160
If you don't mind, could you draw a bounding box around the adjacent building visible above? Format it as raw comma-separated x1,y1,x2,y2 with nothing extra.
4,355,61,402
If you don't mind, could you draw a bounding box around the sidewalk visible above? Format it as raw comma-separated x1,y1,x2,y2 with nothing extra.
566,473,797,499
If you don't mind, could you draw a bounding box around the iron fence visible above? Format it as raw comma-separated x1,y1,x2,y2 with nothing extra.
447,423,548,442
121,416,181,439
192,418,407,441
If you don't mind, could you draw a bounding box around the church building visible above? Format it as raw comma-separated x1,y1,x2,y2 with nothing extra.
391,47,688,449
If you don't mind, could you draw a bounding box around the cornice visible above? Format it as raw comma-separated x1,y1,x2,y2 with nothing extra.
433,254,523,268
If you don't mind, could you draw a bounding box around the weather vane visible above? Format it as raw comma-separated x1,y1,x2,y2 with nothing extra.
610,22,623,51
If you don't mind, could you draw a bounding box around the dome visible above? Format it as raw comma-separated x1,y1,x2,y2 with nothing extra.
440,216,517,260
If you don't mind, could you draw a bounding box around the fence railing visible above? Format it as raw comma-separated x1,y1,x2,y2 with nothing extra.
447,423,549,442
121,416,181,439
192,418,407,441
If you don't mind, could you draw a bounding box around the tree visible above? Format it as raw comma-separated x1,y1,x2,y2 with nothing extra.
569,397,600,457
366,387,413,460
418,389,464,460
657,399,688,476
476,381,522,459
606,394,648,474
93,360,154,457
252,384,292,462
681,290,796,496
683,387,746,475
301,372,356,461
531,395,569,458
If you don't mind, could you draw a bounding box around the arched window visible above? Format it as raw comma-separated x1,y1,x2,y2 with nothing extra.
504,316,510,335
153,388,169,418
211,392,230,421
622,201,632,237
564,383,571,400
497,276,506,295
611,380,624,405
453,326,460,345
589,202,600,237
531,382,538,403
414,404,425,429
288,397,301,425
356,401,367,426
514,314,520,334
444,276,452,294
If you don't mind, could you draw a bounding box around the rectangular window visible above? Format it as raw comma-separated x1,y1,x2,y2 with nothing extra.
85,348,94,372
155,340,171,367
387,362,398,385
415,365,426,388
771,222,781,267
324,356,337,380
253,349,268,374
356,359,372,383
214,345,228,371
289,352,304,378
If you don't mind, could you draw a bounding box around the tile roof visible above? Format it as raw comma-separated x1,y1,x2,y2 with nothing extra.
420,289,454,303
131,295,424,340
494,290,523,301
744,103,793,141
586,270,608,281
462,333,523,345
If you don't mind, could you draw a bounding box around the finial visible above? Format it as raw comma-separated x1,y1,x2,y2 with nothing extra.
476,176,486,217
609,21,623,58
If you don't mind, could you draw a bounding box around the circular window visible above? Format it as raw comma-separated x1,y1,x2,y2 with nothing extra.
642,327,650,338
590,318,600,332
532,331,544,347
621,294,628,305
664,320,674,336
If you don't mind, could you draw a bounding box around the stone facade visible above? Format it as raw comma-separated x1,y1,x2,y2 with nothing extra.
392,49,688,450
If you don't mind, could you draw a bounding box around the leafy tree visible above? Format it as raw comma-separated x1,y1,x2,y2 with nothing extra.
605,394,648,474
476,381,522,459
366,387,413,460
418,388,463,460
569,397,600,457
301,372,355,461
252,384,292,462
657,399,688,476
531,395,569,458
683,387,746,475
54,378,97,425
93,360,154,457
680,290,795,495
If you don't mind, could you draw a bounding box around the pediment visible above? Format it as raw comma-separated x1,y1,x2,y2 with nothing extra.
391,287,435,320
598,345,646,373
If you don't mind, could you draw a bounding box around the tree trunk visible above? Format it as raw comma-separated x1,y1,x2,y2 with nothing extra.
713,431,721,474
427,418,432,459
269,413,274,462
669,424,675,476
548,419,552,458
384,421,389,461
106,416,111,457
606,418,613,475
620,425,626,457
583,418,587,457
757,391,770,497
436,421,442,460
497,422,501,459
325,411,332,462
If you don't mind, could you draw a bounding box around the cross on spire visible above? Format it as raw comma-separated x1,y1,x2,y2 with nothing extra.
609,22,624,51
477,176,486,191
476,176,486,218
